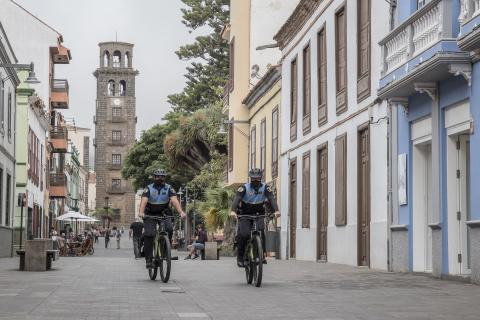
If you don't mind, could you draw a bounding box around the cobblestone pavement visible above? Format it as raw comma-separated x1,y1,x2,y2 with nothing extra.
0,236,479,320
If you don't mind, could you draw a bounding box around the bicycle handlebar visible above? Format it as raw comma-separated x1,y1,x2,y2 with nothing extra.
237,214,272,220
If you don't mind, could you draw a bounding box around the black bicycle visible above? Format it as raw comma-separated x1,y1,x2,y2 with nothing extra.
143,215,172,282
238,213,267,287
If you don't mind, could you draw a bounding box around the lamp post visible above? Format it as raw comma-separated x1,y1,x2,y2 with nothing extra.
217,119,250,138
0,62,40,84
103,196,110,229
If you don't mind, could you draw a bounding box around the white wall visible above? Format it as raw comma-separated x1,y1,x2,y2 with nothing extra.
67,125,90,168
279,0,390,270
249,0,299,86
0,0,62,102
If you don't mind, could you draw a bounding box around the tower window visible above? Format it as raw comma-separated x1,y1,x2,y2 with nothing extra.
103,50,110,67
112,107,122,118
125,52,130,68
112,130,121,141
119,80,126,96
108,80,115,96
113,51,121,68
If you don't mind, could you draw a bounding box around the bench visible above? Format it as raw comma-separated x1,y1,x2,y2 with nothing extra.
17,239,58,271
17,249,59,271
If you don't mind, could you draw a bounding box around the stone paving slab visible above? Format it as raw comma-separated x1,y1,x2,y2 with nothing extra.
0,237,479,319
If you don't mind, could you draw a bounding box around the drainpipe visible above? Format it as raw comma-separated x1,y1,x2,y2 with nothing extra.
387,101,393,272
285,153,291,260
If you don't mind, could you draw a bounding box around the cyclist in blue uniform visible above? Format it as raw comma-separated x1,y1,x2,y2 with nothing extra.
230,168,280,267
138,169,186,269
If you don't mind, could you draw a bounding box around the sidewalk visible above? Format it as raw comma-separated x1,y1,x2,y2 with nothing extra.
0,236,479,319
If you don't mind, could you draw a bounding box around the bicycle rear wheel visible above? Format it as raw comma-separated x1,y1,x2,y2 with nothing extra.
244,243,253,284
148,238,159,280
159,235,171,283
252,235,263,287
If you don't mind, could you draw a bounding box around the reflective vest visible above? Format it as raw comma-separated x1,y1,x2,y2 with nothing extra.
147,183,171,205
241,183,266,205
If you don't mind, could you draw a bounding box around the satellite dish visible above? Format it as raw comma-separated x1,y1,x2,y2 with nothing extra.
251,64,260,79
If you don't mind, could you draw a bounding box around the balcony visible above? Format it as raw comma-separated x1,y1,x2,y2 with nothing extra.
108,138,126,146
50,79,69,109
49,173,67,198
108,163,122,171
107,186,126,194
50,126,68,153
50,44,71,64
458,0,480,51
108,116,127,123
378,0,470,99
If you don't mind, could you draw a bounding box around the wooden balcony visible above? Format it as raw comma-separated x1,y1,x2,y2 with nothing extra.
50,79,69,109
50,126,68,153
50,44,71,64
49,173,67,198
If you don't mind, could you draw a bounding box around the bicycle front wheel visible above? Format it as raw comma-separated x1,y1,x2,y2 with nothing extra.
148,237,159,280
159,235,171,283
252,235,263,287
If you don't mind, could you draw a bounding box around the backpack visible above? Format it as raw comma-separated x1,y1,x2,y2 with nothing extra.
116,231,121,239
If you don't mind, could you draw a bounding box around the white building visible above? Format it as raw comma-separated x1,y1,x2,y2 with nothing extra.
0,22,20,257
275,0,390,269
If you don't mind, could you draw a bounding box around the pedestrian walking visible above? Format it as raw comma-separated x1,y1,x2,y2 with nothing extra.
129,218,144,259
105,228,110,248
94,229,99,243
113,226,121,249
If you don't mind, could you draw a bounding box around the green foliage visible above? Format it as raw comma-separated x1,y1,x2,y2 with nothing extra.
197,185,234,232
168,0,230,113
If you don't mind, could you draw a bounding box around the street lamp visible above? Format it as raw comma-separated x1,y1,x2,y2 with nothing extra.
103,196,110,229
217,119,249,138
0,62,40,84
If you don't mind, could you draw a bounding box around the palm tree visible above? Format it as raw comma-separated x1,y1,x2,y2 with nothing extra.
92,207,115,229
197,185,236,249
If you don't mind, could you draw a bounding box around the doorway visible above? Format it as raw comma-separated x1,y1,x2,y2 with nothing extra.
289,158,297,258
317,145,328,261
357,127,370,267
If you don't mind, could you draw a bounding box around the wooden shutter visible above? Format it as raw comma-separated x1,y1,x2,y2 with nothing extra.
335,134,347,226
335,7,347,114
303,44,311,135
302,152,311,228
250,126,256,169
318,27,328,126
272,107,279,178
290,58,298,142
228,122,233,171
229,38,235,92
357,0,371,101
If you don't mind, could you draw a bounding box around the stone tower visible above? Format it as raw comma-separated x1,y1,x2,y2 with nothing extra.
94,42,138,226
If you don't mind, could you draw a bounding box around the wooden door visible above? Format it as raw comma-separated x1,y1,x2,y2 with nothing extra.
317,146,328,261
357,127,370,266
289,159,297,258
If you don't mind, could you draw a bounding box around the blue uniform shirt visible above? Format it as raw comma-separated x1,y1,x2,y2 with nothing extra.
142,183,176,214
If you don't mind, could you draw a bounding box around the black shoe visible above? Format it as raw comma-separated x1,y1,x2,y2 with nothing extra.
192,254,199,260
237,258,245,268
263,258,267,264
145,259,153,269
184,255,191,260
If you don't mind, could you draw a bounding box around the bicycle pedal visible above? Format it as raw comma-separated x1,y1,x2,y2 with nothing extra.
171,256,179,260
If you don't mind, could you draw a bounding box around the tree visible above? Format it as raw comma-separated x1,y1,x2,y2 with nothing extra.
168,0,230,113
91,207,114,229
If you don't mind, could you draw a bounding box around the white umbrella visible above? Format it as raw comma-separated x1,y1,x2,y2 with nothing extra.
56,211,90,221
76,217,99,222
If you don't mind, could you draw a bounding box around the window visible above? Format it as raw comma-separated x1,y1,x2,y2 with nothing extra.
317,27,328,126
335,134,347,226
303,44,311,134
103,51,110,67
107,80,115,96
250,126,256,170
357,0,371,102
228,122,234,171
119,80,126,96
112,130,121,141
7,92,12,139
113,50,121,68
124,52,130,68
40,145,44,191
113,208,121,216
112,179,121,190
302,152,311,228
5,174,11,226
272,108,279,178
112,107,122,118
335,7,348,114
260,119,266,175
290,58,298,141
0,79,4,130
417,0,431,9
112,154,121,165
0,168,3,224
229,38,235,92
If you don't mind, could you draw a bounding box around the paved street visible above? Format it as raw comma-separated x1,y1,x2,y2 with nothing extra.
0,237,479,320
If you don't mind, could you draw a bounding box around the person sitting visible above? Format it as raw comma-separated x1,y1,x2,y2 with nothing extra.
185,224,207,260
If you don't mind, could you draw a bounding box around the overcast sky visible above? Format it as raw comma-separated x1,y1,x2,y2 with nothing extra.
14,0,198,137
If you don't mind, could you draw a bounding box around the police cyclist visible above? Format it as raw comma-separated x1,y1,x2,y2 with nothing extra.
230,168,280,268
138,169,186,269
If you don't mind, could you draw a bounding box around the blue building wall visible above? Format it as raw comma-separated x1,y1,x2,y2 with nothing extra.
470,62,480,221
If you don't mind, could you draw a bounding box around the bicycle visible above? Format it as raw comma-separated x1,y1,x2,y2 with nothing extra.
238,213,268,287
143,215,173,282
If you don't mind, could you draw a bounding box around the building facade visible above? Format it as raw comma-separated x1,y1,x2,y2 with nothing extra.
94,42,138,226
15,76,49,246
223,0,299,188
380,0,480,284
0,22,20,257
274,0,390,269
